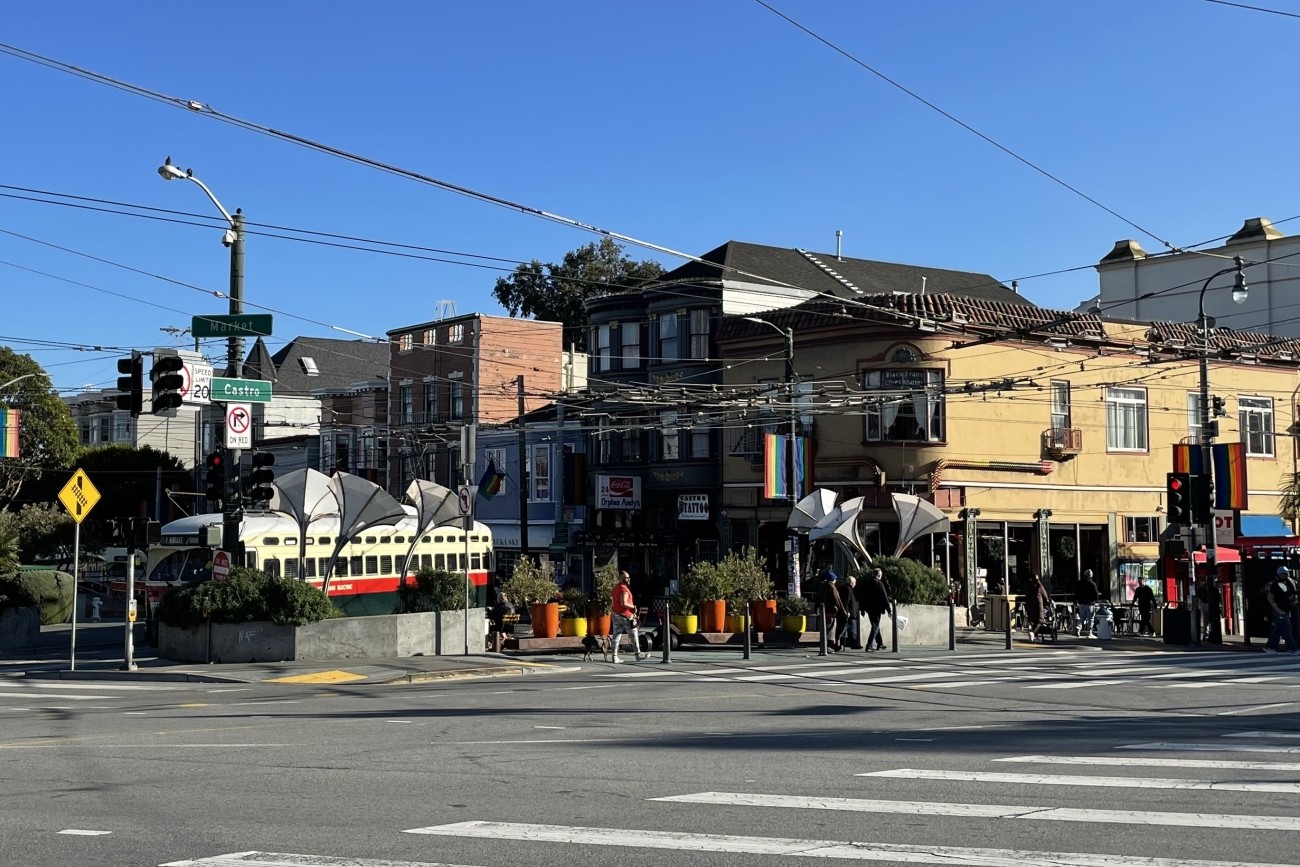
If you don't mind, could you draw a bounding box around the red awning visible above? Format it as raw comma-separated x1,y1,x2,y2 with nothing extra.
1191,546,1240,564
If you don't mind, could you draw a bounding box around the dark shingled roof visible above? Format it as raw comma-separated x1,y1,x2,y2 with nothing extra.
242,337,389,397
657,240,1029,306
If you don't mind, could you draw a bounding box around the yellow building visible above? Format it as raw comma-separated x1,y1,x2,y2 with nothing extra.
718,293,1298,611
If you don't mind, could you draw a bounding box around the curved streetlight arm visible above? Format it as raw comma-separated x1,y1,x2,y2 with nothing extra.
0,373,36,394
1197,255,1248,324
182,174,235,228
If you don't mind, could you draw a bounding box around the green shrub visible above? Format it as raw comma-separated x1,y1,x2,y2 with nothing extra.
859,556,949,605
503,556,559,605
777,595,807,617
559,585,588,618
0,570,73,623
592,559,619,615
395,568,467,613
157,567,337,628
719,547,774,615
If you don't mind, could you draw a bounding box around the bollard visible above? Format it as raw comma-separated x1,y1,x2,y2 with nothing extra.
1005,596,1013,650
948,596,956,651
743,606,752,661
819,603,829,656
890,601,899,653
660,599,671,665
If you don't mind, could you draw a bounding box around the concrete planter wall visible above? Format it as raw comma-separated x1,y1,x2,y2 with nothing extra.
859,603,952,647
0,606,40,650
159,608,486,663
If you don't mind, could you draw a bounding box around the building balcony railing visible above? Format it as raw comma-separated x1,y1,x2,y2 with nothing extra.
1042,427,1083,458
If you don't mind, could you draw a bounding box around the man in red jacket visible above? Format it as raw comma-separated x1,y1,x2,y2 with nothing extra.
610,571,648,663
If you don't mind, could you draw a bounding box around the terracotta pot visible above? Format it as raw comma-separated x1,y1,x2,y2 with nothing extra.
530,602,560,639
699,599,726,633
781,615,807,634
671,614,698,634
751,600,778,632
559,616,587,637
586,608,612,636
725,614,747,633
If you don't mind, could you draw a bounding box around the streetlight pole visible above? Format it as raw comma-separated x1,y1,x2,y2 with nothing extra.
745,317,800,596
0,374,36,393
159,157,246,557
1195,255,1248,647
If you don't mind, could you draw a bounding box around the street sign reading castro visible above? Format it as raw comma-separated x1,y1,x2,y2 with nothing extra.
211,377,273,403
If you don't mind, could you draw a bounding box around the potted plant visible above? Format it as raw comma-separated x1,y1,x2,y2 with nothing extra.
673,561,709,635
778,594,808,634
682,557,731,633
504,555,561,639
559,585,589,637
588,559,618,637
721,547,776,633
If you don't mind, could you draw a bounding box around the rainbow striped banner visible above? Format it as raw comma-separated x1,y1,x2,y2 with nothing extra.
1171,443,1207,475
763,433,810,500
0,409,18,459
1212,442,1248,510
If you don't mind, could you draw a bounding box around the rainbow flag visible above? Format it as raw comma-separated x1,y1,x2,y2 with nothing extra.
763,433,810,500
1171,443,1207,475
0,409,18,459
477,459,505,500
1212,442,1248,510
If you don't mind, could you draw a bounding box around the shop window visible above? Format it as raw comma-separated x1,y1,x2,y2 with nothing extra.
1124,516,1160,543
1105,387,1147,452
863,369,944,442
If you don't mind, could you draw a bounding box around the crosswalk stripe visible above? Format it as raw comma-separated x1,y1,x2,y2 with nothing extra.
1120,742,1300,755
1225,731,1300,739
162,853,481,866
404,819,1298,866
997,755,1300,772
652,790,1300,831
1023,679,1134,689
860,768,1300,793
0,691,114,701
11,682,182,691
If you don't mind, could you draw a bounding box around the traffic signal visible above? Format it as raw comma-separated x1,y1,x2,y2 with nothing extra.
115,351,143,417
150,354,185,415
1191,473,1213,525
1166,472,1191,524
246,451,275,503
1212,395,1227,418
204,451,225,504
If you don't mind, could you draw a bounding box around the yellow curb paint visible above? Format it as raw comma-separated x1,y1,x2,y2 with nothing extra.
265,670,367,684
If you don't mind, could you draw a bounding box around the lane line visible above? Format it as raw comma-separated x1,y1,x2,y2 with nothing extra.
404,819,1298,866
1220,703,1300,716
162,853,479,866
0,691,114,701
860,768,1300,793
998,755,1300,772
58,829,112,835
653,790,1300,831
1119,742,1300,755
1224,731,1300,738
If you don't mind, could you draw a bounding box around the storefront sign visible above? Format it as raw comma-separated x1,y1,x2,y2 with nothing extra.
678,494,709,521
1214,510,1235,547
596,475,642,510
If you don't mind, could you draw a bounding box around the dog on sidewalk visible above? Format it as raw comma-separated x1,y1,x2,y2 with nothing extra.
581,634,613,662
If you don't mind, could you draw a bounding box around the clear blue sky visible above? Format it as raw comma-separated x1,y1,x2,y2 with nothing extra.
2,0,1296,393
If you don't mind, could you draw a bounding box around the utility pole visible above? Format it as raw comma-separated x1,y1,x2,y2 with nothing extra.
224,210,246,558
517,375,529,559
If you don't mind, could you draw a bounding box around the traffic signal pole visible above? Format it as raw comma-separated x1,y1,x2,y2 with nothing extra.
223,211,245,557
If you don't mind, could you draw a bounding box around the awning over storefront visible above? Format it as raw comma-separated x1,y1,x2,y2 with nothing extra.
1240,515,1292,537
1191,546,1240,564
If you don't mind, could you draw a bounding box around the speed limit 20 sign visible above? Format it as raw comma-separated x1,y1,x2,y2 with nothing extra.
182,362,213,406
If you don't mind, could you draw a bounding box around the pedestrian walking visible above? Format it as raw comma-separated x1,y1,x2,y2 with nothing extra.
1133,581,1156,636
609,571,647,663
1075,569,1100,637
839,574,861,649
818,570,847,652
1024,574,1052,642
861,568,891,651
1263,566,1297,655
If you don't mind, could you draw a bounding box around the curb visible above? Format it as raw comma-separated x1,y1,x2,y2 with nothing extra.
381,663,579,685
23,669,243,684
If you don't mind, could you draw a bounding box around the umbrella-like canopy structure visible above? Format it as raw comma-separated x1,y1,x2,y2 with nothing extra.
268,468,338,579
400,478,465,580
320,472,407,592
788,489,838,532
809,496,870,566
891,493,951,557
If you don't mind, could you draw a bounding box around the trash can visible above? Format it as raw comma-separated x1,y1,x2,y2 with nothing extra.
1163,606,1191,645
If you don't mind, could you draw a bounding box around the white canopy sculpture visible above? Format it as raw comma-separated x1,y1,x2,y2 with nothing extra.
268,468,338,579
891,493,951,558
400,478,465,580
320,472,407,592
809,496,871,569
788,488,838,532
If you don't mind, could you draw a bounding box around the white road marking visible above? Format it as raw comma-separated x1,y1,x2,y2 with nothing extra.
404,819,1297,865
1219,703,1300,716
894,738,934,742
533,725,565,729
998,755,1300,772
1023,679,1134,689
0,691,114,701
1224,730,1300,738
58,829,112,836
860,768,1300,793
555,685,617,690
1120,742,1300,754
653,790,1300,831
847,671,970,685
11,682,179,691
162,853,482,866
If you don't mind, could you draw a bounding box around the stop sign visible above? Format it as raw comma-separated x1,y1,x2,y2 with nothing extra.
212,550,230,580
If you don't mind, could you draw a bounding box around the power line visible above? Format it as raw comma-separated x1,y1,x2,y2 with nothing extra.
1203,0,1300,18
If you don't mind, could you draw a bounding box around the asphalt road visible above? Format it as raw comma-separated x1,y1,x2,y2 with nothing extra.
5,645,1300,867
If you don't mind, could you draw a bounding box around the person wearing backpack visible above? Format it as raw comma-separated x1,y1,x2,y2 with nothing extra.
1264,566,1297,655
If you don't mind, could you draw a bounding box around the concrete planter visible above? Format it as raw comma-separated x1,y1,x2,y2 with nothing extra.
159,608,486,663
870,603,953,646
0,606,40,650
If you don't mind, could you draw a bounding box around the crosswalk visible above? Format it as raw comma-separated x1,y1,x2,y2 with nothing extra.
0,679,211,712
591,648,1300,691
164,730,1300,867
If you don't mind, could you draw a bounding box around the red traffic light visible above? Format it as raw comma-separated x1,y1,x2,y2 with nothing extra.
1168,477,1183,491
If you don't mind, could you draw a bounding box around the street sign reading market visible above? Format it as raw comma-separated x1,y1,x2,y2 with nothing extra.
211,377,273,403
192,314,274,337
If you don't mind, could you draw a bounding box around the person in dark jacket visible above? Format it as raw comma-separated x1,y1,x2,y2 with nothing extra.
818,571,847,652
861,568,891,651
1133,581,1157,636
1075,569,1100,637
1024,574,1053,642
839,574,861,649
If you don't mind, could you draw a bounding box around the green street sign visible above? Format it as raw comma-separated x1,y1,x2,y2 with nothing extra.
211,377,273,403
192,314,274,337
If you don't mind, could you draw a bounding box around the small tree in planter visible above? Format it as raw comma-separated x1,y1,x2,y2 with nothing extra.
721,547,774,630
681,558,732,632
589,559,619,636
504,556,561,638
777,594,808,633
559,585,589,637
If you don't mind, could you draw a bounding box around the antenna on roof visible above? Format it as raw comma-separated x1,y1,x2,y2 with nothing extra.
920,276,927,295
835,230,843,261
436,300,457,320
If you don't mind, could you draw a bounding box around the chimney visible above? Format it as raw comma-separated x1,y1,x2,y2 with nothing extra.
835,230,843,261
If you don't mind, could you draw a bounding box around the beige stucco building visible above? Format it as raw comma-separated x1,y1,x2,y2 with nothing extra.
718,293,1299,610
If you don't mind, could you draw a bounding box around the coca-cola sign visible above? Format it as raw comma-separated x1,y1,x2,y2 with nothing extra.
597,474,642,510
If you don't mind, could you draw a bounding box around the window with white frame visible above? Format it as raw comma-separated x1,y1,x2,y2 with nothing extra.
449,378,464,420
448,324,464,343
863,369,944,442
530,444,551,501
423,329,434,346
1187,392,1204,443
688,309,710,359
1239,396,1274,457
398,333,413,352
113,414,132,441
399,385,413,424
1124,516,1161,543
621,321,640,370
657,313,678,362
661,411,680,460
595,324,611,372
1050,381,1071,431
1105,387,1148,452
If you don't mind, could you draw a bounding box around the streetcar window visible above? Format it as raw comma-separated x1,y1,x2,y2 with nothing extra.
285,559,299,579
422,536,431,543
245,551,258,569
263,537,279,546
434,554,446,571
393,536,404,544
484,551,494,571
336,559,348,577
318,558,328,576
319,536,331,545
284,538,297,547
365,556,378,575
434,535,444,544
351,536,362,544
148,550,203,584
350,556,363,575
471,552,481,570
379,536,391,544
365,536,377,544
458,553,467,571
420,554,432,571
304,559,316,578
265,558,281,578
380,555,392,574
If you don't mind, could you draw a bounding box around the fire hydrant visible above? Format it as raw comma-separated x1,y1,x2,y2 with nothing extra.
1096,603,1113,640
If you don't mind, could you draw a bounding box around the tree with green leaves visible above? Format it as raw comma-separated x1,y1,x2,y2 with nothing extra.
0,348,78,507
491,238,664,350
0,504,73,567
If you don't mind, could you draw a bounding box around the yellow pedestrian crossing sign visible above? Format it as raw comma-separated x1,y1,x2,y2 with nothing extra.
58,469,101,524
